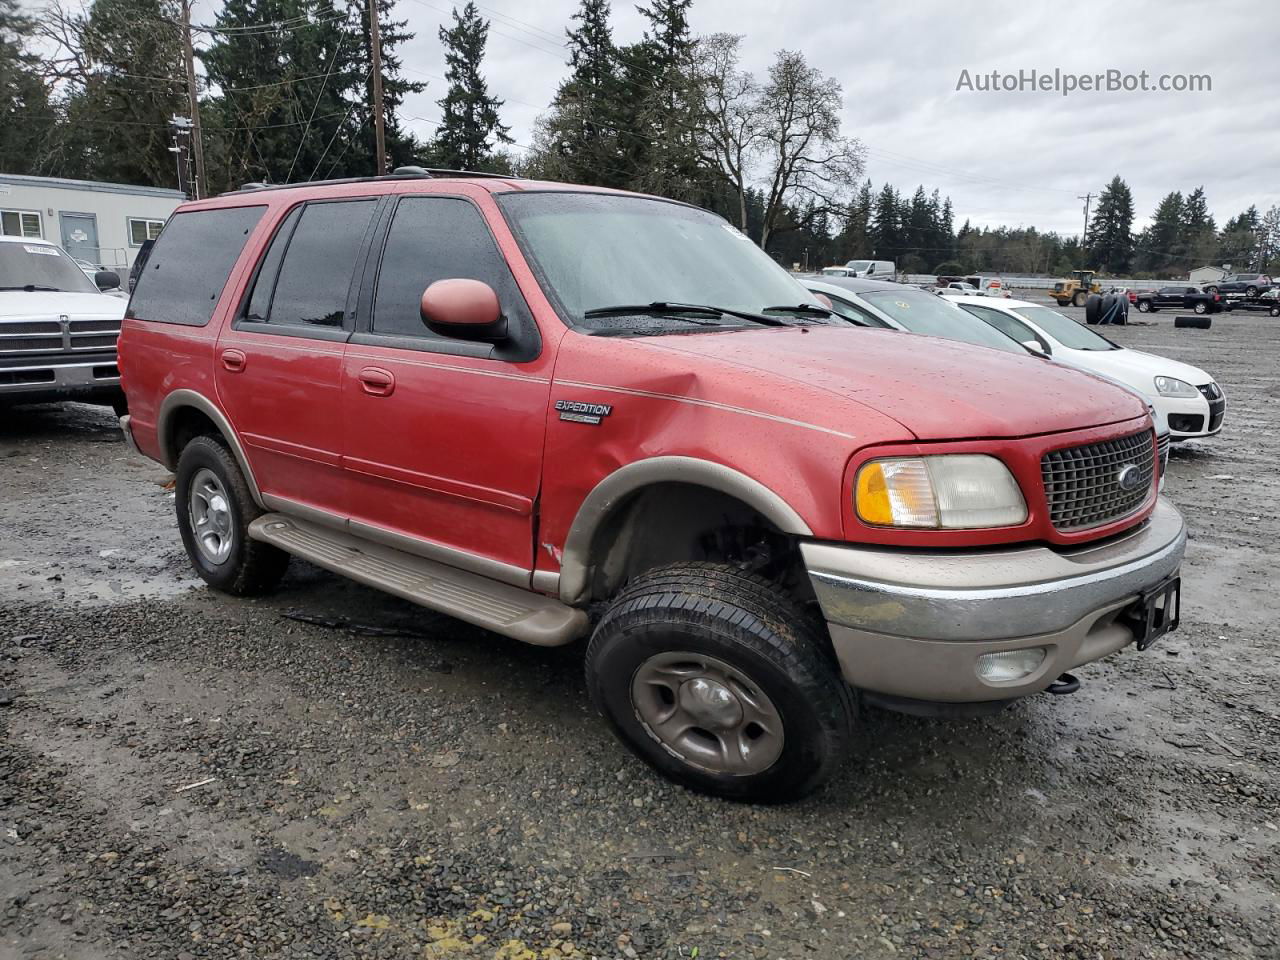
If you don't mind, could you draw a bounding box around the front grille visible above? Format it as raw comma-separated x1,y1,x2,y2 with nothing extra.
0,317,120,357
1207,399,1226,432
1041,430,1156,531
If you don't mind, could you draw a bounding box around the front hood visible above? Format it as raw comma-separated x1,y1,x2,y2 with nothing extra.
0,290,126,320
1061,346,1214,392
642,327,1148,441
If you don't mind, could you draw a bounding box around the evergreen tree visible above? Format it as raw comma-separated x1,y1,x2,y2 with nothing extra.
836,180,873,260
1085,175,1135,274
534,0,623,187
431,1,510,170
870,184,899,259
0,0,56,175
1179,186,1217,267
1218,205,1261,270
1136,191,1183,275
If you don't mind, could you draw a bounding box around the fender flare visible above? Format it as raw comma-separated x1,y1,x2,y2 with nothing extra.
157,389,264,506
557,456,813,604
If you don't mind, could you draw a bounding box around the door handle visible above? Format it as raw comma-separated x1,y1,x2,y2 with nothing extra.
358,366,395,397
221,348,246,372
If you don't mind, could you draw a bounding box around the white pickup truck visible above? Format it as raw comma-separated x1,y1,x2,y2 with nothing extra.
0,235,127,411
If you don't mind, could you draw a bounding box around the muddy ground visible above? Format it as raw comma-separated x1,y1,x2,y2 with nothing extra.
1,304,1277,960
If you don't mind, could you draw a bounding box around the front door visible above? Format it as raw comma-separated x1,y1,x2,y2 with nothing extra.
215,197,380,520
341,194,552,584
59,212,99,265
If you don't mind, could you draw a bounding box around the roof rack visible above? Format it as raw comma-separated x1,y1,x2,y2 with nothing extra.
224,167,520,196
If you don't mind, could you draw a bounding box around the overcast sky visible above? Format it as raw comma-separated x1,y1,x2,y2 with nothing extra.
84,0,1278,235
371,0,1278,236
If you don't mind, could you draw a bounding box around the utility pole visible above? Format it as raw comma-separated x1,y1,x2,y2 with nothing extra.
368,0,387,176
1078,192,1093,244
179,0,206,199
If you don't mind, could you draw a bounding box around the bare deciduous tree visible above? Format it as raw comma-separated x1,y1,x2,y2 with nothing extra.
692,33,760,232
756,50,863,250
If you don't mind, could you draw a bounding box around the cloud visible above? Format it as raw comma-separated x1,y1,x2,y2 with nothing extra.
395,0,1279,236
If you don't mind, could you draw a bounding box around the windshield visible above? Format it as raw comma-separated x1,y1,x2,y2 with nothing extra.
0,243,99,293
1013,305,1118,351
847,260,871,272
497,192,822,333
860,290,1023,352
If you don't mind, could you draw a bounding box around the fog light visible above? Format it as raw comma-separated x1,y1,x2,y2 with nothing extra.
976,648,1047,683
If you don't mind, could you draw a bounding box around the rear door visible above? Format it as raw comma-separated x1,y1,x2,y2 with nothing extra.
340,192,552,585
215,197,380,520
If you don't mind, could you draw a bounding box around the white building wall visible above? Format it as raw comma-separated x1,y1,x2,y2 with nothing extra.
0,174,185,270
1188,266,1227,285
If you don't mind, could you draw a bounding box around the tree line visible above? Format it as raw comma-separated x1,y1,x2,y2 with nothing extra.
2,0,1276,276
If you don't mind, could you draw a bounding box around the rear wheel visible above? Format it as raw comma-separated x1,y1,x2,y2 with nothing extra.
1245,285,1259,298
1194,301,1208,314
585,562,854,803
1205,285,1219,295
175,435,289,595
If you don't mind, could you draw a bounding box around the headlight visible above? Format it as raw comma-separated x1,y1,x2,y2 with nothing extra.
1153,376,1199,397
855,455,1028,529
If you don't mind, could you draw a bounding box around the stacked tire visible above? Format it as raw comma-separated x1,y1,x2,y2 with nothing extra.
1085,293,1127,325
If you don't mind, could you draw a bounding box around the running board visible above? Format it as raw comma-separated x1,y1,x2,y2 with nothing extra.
248,514,588,647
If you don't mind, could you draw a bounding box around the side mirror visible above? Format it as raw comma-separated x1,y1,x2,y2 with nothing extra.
419,279,507,341
95,270,121,291
1022,339,1050,357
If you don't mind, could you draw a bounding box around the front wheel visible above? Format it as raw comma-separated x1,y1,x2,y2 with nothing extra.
1245,286,1259,298
175,435,289,595
586,563,854,802
1137,300,1151,313
1071,291,1086,308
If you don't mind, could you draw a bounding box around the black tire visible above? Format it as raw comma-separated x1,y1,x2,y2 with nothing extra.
1084,293,1102,324
1071,291,1087,308
1193,301,1207,314
1136,300,1151,313
174,435,289,595
1270,306,1279,317
585,562,855,803
1205,285,1219,295
1245,286,1259,298
109,393,128,417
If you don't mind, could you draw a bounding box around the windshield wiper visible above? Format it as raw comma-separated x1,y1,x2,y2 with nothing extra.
0,284,62,292
764,303,838,321
583,301,789,327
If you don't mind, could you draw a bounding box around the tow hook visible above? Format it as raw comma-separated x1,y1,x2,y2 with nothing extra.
1046,673,1081,695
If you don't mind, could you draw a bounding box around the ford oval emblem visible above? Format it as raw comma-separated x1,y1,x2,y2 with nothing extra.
1116,464,1142,491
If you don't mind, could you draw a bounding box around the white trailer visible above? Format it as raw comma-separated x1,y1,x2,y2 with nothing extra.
0,174,184,272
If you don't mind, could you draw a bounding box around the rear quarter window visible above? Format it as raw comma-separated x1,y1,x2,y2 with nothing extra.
128,205,266,326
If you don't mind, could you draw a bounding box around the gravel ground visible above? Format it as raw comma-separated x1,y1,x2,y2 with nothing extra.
2,304,1278,959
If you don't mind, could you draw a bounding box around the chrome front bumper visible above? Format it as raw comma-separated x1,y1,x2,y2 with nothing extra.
802,499,1187,702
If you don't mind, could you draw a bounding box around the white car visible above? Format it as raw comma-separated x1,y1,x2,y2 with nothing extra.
945,294,1225,441
805,276,1172,486
0,235,127,410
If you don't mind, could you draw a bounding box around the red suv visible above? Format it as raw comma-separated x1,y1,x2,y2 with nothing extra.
119,170,1186,801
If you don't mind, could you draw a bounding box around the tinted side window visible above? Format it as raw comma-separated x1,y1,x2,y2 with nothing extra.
128,205,265,326
244,206,302,322
827,295,887,327
970,306,1034,343
372,197,528,339
268,200,376,328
